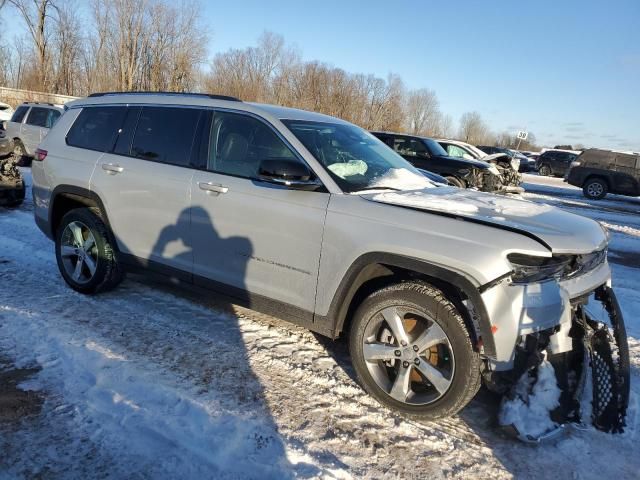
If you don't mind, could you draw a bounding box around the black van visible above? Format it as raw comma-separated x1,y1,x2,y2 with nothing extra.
566,148,640,199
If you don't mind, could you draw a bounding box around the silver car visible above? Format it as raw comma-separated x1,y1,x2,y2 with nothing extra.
30,92,628,428
5,102,64,163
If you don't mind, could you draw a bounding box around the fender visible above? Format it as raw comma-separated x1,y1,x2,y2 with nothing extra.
47,184,112,239
316,252,497,358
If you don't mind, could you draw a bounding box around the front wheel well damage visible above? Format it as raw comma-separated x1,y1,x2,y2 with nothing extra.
335,262,481,352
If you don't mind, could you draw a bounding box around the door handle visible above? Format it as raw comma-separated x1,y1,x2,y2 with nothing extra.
198,182,228,194
102,163,124,174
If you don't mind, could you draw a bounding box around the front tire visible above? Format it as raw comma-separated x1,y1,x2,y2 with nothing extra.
55,207,123,294
444,176,466,188
583,178,608,200
538,164,552,176
349,281,481,420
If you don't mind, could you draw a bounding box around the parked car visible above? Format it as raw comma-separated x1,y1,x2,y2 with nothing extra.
0,123,13,158
535,149,579,177
5,102,64,165
566,148,640,199
32,92,627,427
371,131,503,191
0,102,14,123
437,139,522,189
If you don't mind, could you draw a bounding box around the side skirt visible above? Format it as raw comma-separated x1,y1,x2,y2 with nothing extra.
118,253,336,338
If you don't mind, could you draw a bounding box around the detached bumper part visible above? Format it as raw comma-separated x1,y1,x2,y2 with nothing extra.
495,285,630,442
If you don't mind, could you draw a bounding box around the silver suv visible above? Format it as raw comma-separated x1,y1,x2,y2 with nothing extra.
6,102,64,164
31,92,627,423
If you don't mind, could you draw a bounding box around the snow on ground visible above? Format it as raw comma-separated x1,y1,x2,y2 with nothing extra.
0,169,639,479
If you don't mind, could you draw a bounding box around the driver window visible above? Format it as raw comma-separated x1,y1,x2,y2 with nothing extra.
446,145,467,158
392,137,428,157
208,111,297,179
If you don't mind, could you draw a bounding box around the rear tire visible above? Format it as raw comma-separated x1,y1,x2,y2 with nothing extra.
55,207,123,294
538,164,552,176
583,178,608,200
349,281,481,420
444,176,465,188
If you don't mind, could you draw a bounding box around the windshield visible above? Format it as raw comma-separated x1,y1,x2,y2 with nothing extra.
423,138,448,156
283,120,434,192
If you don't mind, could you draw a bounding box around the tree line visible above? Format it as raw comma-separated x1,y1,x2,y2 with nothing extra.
0,0,538,149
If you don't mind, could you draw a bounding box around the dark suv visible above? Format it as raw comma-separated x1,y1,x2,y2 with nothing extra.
535,150,578,177
371,132,502,191
566,148,640,199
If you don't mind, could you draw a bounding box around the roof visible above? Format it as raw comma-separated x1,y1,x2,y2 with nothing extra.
67,92,351,126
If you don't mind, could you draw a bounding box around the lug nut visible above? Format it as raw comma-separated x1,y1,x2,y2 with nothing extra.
402,361,410,368
400,340,408,347
414,358,420,365
412,345,419,352
394,350,401,357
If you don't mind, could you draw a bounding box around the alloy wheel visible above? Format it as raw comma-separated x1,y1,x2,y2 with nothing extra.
362,306,455,405
59,221,99,284
587,183,604,198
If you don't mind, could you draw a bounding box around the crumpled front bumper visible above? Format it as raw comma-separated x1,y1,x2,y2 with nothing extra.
481,260,612,370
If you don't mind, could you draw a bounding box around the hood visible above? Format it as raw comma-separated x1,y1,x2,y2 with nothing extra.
435,154,491,169
362,188,607,254
483,153,510,162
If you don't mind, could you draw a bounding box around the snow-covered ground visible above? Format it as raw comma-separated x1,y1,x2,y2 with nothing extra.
0,170,638,479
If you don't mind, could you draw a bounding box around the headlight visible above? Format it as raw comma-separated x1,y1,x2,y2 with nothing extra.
570,161,581,168
488,164,500,176
507,253,574,284
510,158,520,171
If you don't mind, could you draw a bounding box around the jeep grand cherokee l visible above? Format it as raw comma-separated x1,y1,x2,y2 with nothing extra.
31,92,628,424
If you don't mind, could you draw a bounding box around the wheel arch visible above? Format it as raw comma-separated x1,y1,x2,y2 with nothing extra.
49,185,112,239
583,174,611,190
319,252,496,358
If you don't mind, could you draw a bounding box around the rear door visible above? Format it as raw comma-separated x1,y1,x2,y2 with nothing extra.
190,109,329,315
89,105,202,275
23,106,50,154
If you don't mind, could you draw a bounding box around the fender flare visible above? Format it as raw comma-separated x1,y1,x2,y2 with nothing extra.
319,252,497,358
47,185,111,239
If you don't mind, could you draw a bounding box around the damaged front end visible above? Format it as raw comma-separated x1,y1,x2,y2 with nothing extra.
0,156,25,208
480,251,630,442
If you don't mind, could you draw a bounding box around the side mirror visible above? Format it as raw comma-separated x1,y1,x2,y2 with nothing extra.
258,158,322,191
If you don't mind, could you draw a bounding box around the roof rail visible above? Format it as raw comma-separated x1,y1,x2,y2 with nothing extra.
23,101,56,107
87,91,241,102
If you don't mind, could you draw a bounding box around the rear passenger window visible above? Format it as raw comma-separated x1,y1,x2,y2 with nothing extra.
131,107,201,167
67,106,127,151
26,107,50,127
11,106,29,123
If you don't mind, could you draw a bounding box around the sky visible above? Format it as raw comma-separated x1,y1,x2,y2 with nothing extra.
1,0,639,151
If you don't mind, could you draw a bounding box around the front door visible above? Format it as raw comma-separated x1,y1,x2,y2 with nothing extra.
190,110,329,315
90,105,202,274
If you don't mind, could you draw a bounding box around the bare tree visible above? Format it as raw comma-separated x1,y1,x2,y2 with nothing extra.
8,0,58,90
458,111,489,145
404,88,440,135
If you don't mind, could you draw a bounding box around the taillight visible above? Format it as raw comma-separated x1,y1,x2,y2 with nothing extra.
34,148,47,161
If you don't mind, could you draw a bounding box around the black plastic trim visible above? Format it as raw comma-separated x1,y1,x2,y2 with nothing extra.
319,252,497,358
118,253,334,337
88,91,241,102
47,185,112,239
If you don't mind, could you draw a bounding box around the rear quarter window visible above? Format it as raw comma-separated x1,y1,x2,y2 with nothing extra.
10,106,29,123
66,106,128,152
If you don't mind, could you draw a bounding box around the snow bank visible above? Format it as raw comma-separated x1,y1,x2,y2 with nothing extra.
498,358,561,439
